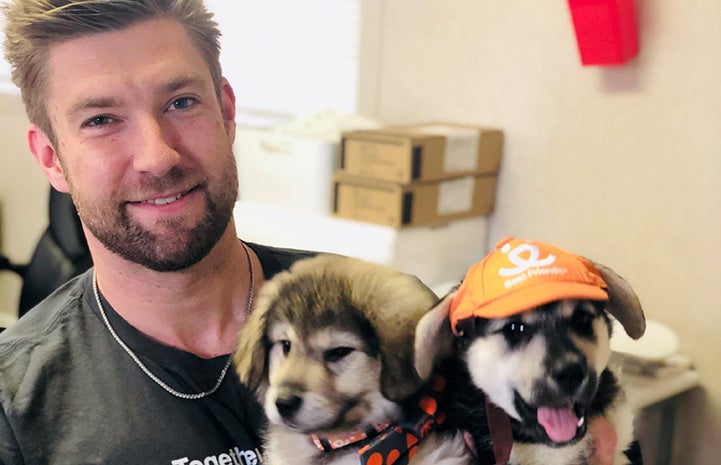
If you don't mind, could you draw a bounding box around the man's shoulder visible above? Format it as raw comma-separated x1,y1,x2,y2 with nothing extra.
0,272,90,382
246,242,318,279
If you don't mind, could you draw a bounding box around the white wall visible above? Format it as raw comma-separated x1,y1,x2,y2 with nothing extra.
0,6,43,322
359,1,720,464
204,0,361,119
0,93,48,322
1,2,719,463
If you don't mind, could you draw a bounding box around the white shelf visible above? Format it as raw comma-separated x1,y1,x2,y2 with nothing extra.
622,369,700,411
233,200,489,292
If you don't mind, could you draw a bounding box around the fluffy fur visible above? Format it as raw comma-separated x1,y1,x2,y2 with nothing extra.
233,254,470,465
415,264,645,465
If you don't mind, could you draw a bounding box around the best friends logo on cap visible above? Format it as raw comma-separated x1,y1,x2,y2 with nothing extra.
450,237,609,335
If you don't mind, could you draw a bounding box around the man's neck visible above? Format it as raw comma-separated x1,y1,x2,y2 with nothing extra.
90,230,261,358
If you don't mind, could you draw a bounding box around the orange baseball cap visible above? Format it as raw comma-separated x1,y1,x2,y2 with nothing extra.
450,237,609,335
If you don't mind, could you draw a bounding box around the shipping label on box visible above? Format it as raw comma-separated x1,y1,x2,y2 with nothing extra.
407,124,480,172
437,176,475,215
339,124,503,184
332,174,497,228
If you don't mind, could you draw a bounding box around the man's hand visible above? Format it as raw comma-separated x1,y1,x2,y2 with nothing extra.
588,416,619,465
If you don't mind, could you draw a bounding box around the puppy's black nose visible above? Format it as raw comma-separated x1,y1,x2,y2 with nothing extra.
553,363,586,395
275,394,302,419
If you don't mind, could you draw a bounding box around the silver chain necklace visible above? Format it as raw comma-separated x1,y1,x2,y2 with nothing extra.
92,241,255,400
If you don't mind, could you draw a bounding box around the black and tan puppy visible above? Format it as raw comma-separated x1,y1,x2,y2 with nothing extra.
414,238,646,465
233,254,470,465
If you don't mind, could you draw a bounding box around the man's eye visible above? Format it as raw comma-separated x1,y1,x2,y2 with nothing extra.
84,115,114,127
168,97,197,111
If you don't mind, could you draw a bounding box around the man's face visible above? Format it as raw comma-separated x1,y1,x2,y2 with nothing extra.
41,19,238,271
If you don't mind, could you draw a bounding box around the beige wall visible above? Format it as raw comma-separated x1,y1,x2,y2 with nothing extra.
359,1,720,464
0,92,48,323
1,1,718,462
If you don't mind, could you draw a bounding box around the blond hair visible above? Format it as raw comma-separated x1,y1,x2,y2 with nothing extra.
2,0,222,144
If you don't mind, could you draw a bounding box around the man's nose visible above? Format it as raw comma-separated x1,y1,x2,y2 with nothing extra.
132,117,181,176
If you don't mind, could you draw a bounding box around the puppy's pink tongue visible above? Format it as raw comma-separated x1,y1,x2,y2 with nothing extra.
537,406,579,443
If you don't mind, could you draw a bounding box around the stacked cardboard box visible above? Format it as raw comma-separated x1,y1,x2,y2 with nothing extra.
332,123,503,228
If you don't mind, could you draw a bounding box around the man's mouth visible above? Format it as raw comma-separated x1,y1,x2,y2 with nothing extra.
133,186,199,206
142,192,185,205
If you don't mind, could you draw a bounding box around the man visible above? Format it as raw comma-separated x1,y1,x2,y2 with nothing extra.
0,1,622,464
1,1,312,463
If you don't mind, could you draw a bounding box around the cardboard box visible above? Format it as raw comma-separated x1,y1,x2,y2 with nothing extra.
338,124,503,184
332,174,497,228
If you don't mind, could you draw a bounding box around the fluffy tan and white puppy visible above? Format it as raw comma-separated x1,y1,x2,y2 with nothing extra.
234,254,470,465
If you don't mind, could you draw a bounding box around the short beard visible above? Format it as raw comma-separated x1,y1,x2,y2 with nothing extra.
70,161,238,272
95,188,235,272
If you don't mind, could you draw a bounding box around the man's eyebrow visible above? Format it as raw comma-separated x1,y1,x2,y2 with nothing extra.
162,74,207,94
67,96,120,119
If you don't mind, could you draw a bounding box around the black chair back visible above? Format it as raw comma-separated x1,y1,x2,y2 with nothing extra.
3,187,92,318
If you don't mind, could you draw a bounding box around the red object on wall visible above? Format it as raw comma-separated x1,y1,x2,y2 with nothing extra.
567,0,639,66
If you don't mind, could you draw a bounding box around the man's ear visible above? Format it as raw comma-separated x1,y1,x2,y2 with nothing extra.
220,78,237,145
28,124,70,193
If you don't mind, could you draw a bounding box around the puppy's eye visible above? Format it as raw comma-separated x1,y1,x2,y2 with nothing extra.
279,340,291,355
323,347,354,363
571,310,596,337
501,320,534,347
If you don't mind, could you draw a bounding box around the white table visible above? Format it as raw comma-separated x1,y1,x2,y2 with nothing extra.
623,369,700,411
622,369,700,465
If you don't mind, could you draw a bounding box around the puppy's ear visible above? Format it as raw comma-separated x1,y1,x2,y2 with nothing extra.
374,276,438,402
379,345,425,402
593,262,646,340
376,305,427,402
233,303,270,394
414,291,456,381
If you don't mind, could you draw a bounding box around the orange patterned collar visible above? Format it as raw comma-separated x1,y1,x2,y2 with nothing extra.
310,375,448,465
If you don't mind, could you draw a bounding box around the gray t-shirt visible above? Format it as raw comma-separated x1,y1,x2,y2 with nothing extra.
0,243,314,465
